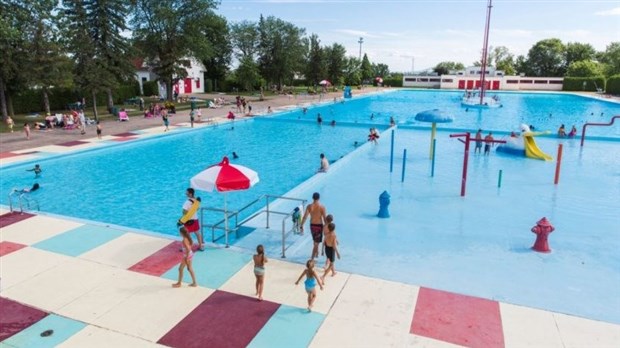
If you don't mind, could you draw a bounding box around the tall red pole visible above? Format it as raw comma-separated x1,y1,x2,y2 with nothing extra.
461,132,471,196
554,144,563,184
479,0,493,104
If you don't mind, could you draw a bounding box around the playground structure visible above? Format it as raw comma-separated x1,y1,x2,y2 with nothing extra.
496,125,552,161
580,115,620,147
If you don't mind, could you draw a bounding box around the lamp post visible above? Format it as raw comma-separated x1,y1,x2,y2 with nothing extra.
358,37,364,60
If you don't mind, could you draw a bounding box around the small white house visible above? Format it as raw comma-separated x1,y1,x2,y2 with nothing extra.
133,57,206,97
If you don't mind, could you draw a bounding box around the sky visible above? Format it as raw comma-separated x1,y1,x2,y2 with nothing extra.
216,0,620,73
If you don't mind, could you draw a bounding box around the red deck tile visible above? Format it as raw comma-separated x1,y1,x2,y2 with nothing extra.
112,132,138,137
157,290,280,348
411,287,504,348
0,241,27,257
128,241,183,276
57,140,89,147
0,297,48,341
0,212,35,229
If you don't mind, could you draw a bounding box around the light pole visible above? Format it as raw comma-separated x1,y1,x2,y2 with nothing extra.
358,37,364,60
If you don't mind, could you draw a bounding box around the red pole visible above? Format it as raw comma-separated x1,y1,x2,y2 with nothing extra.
554,144,563,184
461,133,471,196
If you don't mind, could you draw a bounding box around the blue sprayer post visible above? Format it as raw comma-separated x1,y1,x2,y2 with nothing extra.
401,149,407,182
390,129,395,172
431,138,437,177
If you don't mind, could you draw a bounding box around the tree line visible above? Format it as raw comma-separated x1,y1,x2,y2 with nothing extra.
0,0,390,121
432,39,620,78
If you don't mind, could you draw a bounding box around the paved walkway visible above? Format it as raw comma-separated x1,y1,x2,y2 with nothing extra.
1,90,619,347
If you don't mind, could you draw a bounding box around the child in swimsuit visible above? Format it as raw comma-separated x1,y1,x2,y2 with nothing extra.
253,244,268,301
295,259,323,312
172,227,197,288
321,222,340,283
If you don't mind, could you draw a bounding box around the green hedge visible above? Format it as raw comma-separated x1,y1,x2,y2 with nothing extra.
605,75,620,95
142,81,159,96
9,82,141,114
562,77,606,92
382,77,403,87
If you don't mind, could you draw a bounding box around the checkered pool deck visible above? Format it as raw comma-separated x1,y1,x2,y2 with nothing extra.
2,118,619,347
1,209,619,348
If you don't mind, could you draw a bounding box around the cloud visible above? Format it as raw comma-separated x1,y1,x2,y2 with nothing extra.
595,7,620,16
333,29,382,38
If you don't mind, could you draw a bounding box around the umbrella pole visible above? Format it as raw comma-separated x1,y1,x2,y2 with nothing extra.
224,195,229,248
429,122,437,159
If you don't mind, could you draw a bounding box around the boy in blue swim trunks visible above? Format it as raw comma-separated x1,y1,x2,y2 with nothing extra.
300,192,327,260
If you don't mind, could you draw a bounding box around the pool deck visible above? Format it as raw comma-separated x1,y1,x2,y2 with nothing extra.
2,92,620,347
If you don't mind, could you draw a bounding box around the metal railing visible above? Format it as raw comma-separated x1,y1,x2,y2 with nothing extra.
7,190,40,213
199,194,306,257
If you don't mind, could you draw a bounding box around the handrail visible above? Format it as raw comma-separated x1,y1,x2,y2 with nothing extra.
580,115,619,147
198,194,306,250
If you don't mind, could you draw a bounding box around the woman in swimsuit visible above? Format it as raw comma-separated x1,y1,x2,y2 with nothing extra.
172,227,197,288
295,259,323,311
253,244,268,301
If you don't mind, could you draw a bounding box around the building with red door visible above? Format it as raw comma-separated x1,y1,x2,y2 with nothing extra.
133,58,206,97
403,66,563,91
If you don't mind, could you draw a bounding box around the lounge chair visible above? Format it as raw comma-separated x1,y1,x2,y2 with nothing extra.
118,110,129,121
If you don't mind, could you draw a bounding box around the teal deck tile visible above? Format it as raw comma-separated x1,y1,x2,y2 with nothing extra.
160,246,251,289
1,314,86,348
32,225,125,257
247,304,325,348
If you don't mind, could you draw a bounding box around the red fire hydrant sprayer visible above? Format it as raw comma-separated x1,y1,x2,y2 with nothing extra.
531,217,555,253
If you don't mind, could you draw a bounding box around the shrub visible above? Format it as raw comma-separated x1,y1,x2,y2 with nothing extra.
605,75,620,95
562,77,606,92
142,81,159,96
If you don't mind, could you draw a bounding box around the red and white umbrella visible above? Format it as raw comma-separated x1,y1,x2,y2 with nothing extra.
318,80,331,86
190,156,259,246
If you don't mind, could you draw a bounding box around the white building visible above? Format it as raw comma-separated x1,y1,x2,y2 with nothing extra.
133,58,206,97
403,66,564,91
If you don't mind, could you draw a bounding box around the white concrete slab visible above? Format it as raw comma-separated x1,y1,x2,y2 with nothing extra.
310,315,407,347
405,334,467,347
92,276,213,342
0,215,83,245
56,269,156,323
0,154,38,166
500,303,564,347
327,274,419,332
0,208,9,215
1,257,116,312
0,247,71,290
57,325,166,348
220,258,350,314
554,312,620,348
80,232,171,269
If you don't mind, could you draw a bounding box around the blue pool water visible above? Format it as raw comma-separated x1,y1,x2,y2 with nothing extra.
280,90,620,137
0,119,377,235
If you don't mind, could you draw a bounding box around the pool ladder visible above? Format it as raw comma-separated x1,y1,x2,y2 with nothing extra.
7,190,40,213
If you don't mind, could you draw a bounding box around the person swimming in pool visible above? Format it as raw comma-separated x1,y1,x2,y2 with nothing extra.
14,183,40,193
27,164,42,177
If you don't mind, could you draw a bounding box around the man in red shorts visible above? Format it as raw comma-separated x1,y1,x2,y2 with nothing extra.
300,192,327,260
179,188,205,251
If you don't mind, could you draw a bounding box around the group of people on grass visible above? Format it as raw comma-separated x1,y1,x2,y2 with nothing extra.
173,189,340,312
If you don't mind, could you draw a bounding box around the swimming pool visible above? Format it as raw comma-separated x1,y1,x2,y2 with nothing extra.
2,90,619,324
280,90,620,137
0,119,376,235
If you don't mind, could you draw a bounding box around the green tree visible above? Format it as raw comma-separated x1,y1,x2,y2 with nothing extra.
324,43,346,86
342,57,361,86
62,0,134,119
235,56,260,92
566,60,604,77
202,15,231,92
565,42,595,70
360,53,373,83
257,15,307,90
0,0,53,119
488,46,515,75
372,63,390,78
230,20,258,60
599,42,620,76
433,61,465,75
305,34,325,86
526,38,566,77
132,0,219,101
